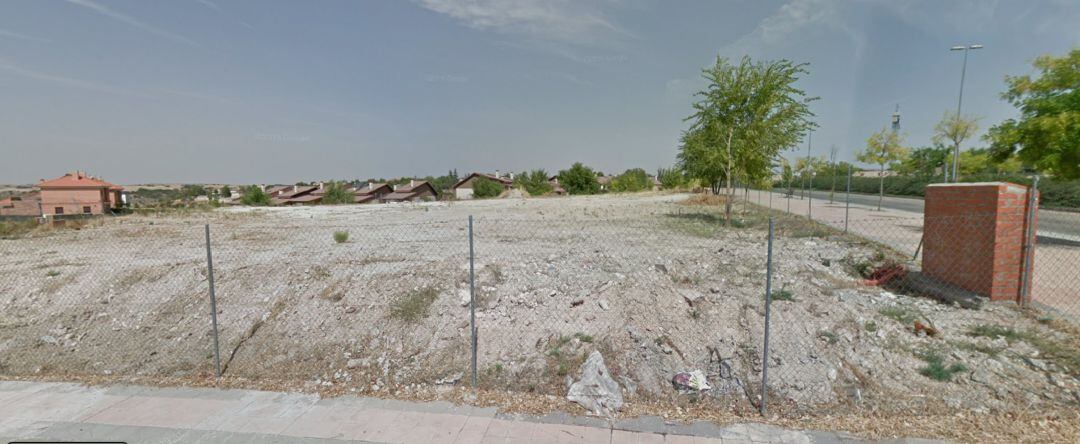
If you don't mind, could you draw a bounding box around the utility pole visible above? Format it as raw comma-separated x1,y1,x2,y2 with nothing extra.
829,145,839,203
950,44,983,182
878,105,900,211
801,130,812,200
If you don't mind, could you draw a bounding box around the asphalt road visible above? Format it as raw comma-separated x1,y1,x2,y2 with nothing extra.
785,188,1079,242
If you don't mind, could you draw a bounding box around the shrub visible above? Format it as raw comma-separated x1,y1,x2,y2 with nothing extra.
239,186,271,206
471,176,504,199
321,182,354,205
558,162,601,195
390,286,439,322
657,166,685,189
917,350,968,382
514,169,553,195
333,231,349,243
610,168,651,192
770,287,795,302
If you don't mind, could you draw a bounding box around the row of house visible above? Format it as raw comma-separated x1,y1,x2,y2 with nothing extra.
1,171,124,217
243,179,440,206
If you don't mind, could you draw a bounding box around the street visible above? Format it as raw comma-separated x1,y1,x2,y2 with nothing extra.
778,188,1079,243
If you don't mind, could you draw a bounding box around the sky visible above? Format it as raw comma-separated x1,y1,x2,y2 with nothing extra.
1,0,1078,185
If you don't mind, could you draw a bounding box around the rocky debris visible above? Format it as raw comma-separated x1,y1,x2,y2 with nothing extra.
672,370,711,393
597,299,610,310
566,351,623,417
679,289,704,306
435,372,463,385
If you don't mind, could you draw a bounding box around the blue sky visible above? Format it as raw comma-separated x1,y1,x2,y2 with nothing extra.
1,0,1078,184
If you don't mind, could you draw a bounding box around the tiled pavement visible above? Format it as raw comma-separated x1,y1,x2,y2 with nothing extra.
0,381,945,443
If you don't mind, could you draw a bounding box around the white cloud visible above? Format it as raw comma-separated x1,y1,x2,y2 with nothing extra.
64,0,199,47
0,28,51,43
0,57,154,98
415,0,623,45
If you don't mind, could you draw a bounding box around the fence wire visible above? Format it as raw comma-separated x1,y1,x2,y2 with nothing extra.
0,194,1076,418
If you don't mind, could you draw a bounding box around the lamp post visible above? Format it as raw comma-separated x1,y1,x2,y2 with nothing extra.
950,44,983,182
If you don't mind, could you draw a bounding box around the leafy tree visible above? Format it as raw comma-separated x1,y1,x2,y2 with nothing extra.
610,168,651,192
988,48,1080,179
679,55,816,223
897,146,951,179
946,148,1024,176
220,186,232,198
514,169,553,195
932,111,979,181
471,176,504,199
181,184,206,200
780,158,795,195
558,163,601,195
657,166,684,189
240,185,271,206
428,170,459,193
857,128,909,209
321,181,354,205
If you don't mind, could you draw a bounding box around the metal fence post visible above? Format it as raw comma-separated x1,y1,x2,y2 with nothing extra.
760,217,774,416
844,165,851,233
468,215,478,388
1019,176,1039,306
205,224,221,378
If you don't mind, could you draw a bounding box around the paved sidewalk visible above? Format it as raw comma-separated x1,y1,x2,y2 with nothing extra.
0,380,946,443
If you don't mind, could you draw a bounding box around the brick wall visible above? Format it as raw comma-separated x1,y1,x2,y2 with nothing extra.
923,182,1037,302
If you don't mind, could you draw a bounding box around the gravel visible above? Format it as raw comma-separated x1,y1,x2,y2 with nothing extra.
0,193,1075,417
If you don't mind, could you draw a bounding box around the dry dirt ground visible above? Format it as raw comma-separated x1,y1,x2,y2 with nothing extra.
0,193,1076,434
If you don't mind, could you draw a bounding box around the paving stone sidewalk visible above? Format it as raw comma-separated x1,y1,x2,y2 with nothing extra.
0,380,946,443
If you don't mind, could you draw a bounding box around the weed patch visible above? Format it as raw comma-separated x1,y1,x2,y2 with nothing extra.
389,286,439,323
879,306,923,325
916,350,968,382
333,231,349,243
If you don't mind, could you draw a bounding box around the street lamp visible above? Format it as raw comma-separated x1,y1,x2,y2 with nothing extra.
949,44,983,182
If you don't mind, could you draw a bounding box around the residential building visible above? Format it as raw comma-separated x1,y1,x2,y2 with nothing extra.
354,182,393,204
382,180,438,202
452,172,514,199
273,185,321,205
0,193,41,217
546,175,567,195
37,171,123,216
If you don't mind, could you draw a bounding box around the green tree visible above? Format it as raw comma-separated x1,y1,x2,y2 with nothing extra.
321,181,354,205
220,186,232,198
240,185,271,206
657,166,684,189
897,146,951,179
514,169,553,195
933,111,979,181
857,128,909,210
780,158,795,195
610,168,650,192
558,163,601,195
471,176,504,199
679,55,816,223
988,48,1080,179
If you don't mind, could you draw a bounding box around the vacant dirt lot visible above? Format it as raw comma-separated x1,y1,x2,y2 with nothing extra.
0,193,1076,419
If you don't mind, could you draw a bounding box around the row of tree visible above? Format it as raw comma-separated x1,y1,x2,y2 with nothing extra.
676,47,1080,219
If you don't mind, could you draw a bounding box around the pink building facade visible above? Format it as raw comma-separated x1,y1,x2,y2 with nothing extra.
38,171,124,216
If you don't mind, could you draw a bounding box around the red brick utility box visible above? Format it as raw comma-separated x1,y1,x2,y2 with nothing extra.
923,182,1038,303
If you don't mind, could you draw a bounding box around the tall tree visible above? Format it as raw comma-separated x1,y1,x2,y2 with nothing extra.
987,48,1080,179
932,111,979,181
558,163,601,195
857,128,909,210
679,56,816,223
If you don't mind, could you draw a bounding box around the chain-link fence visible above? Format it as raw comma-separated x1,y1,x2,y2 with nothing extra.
0,194,1075,417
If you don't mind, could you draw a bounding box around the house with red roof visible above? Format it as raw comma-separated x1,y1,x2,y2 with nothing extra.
37,171,124,216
